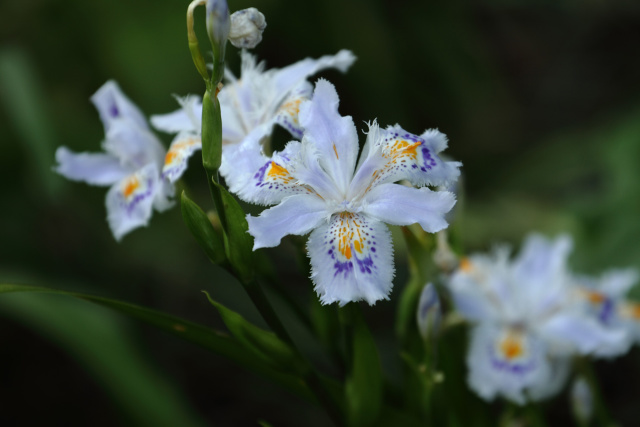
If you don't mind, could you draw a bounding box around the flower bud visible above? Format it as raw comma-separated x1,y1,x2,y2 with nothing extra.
206,0,231,54
571,377,593,425
229,8,266,49
416,283,442,341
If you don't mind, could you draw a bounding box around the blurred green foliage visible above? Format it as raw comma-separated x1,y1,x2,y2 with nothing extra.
2,0,640,425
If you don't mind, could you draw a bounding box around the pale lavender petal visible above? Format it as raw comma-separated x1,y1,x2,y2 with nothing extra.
598,269,639,297
54,147,128,186
512,233,573,286
91,80,148,132
307,213,394,306
150,95,202,134
103,119,165,170
539,312,628,356
298,79,359,192
363,183,455,233
246,194,327,249
105,163,159,241
365,125,461,188
162,133,202,183
273,50,356,95
220,125,302,205
467,324,553,404
274,82,312,140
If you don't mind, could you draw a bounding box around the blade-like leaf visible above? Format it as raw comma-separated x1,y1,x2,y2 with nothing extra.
0,284,312,401
202,291,305,375
0,291,205,427
180,191,226,264
344,306,383,427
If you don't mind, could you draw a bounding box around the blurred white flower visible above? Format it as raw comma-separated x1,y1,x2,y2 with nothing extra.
448,234,625,404
576,268,640,358
54,81,174,240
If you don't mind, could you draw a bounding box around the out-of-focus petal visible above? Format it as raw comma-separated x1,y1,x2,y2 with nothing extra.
467,324,553,404
307,213,394,306
598,268,639,297
512,233,573,286
103,119,165,169
449,257,501,323
150,95,202,134
54,147,128,186
273,50,356,96
91,80,148,132
246,194,327,249
274,82,312,140
162,133,202,182
153,178,175,212
105,163,160,241
539,312,629,356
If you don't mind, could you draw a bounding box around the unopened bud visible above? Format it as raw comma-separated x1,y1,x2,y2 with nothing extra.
206,0,231,54
571,377,593,424
229,8,266,49
417,283,442,340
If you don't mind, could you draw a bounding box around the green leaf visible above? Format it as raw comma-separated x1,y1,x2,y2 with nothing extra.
214,181,255,283
0,48,61,199
180,191,226,264
0,284,313,401
202,291,305,375
0,291,205,427
344,306,383,427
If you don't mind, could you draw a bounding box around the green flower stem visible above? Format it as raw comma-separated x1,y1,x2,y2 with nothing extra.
192,15,343,423
395,226,435,346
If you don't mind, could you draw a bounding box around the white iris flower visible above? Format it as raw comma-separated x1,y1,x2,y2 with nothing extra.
150,50,356,189
54,81,174,240
577,268,640,358
448,234,626,404
245,79,461,306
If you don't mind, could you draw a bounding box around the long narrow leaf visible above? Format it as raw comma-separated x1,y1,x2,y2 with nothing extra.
0,291,205,427
0,284,312,401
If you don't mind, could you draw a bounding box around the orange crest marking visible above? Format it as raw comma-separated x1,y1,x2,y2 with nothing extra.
266,162,295,184
459,257,473,272
336,212,366,260
279,98,303,123
123,177,140,198
584,290,606,304
499,331,525,360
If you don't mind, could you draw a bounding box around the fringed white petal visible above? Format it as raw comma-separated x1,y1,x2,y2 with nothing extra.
308,213,394,306
162,133,202,183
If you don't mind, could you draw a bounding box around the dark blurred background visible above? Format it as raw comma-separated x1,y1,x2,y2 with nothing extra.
2,0,640,425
